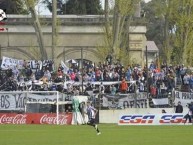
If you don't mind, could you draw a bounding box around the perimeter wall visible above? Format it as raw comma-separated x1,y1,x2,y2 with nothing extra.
99,108,189,123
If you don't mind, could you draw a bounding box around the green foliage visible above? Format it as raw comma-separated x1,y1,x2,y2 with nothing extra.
95,20,112,62
142,1,164,47
116,0,138,16
0,0,28,14
65,0,87,14
169,0,193,65
144,0,193,65
24,0,48,60
86,0,102,14
118,48,131,66
42,0,102,15
102,0,141,65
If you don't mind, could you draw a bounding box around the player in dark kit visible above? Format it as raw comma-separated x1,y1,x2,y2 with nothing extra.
87,101,101,135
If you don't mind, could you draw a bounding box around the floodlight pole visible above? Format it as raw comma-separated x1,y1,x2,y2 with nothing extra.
56,91,59,125
146,45,149,99
81,48,83,94
52,0,57,61
134,82,137,108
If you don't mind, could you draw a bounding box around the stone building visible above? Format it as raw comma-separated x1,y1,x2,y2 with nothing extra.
0,15,157,67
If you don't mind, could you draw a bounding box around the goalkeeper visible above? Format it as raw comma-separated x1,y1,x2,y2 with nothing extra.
86,101,101,135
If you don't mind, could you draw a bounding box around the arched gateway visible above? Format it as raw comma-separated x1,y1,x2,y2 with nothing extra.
0,15,148,66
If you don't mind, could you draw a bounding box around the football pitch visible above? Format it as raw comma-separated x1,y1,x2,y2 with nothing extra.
0,124,193,145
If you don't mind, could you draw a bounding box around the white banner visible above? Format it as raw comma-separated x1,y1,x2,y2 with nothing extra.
103,93,148,108
0,56,54,70
28,60,42,70
152,98,169,105
174,91,193,107
61,60,69,74
0,92,58,110
1,56,24,69
118,114,190,125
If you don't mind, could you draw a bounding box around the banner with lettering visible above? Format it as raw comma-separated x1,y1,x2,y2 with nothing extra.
118,113,190,125
102,93,148,108
174,91,193,107
0,113,72,125
0,92,60,110
0,56,53,70
1,56,24,69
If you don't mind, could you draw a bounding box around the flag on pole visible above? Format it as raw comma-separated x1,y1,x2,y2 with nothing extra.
61,60,69,74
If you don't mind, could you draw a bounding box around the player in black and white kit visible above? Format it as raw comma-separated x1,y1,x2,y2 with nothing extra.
87,101,101,135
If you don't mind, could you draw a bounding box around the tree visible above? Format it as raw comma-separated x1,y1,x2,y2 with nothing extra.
170,0,193,65
85,0,102,14
65,0,86,14
0,0,28,14
143,0,173,64
97,0,141,66
24,0,48,60
111,0,141,64
142,0,164,49
42,0,102,14
144,0,193,65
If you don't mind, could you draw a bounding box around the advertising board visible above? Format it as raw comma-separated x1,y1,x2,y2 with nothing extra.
118,114,190,125
0,113,72,125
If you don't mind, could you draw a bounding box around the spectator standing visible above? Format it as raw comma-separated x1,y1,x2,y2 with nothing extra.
180,65,186,85
110,85,116,95
125,66,132,81
95,67,101,81
156,77,162,95
120,78,128,93
149,61,156,71
167,72,175,92
175,101,183,113
112,70,119,81
57,69,63,79
25,66,32,80
189,73,193,92
175,65,181,83
44,70,51,81
99,82,105,94
183,73,190,91
12,65,19,80
70,72,76,81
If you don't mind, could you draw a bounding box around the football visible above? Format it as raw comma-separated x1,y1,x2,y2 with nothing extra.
0,9,7,21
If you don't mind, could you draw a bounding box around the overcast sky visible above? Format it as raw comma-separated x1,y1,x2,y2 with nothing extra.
36,0,152,15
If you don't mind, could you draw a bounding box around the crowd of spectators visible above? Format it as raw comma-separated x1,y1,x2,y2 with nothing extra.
0,58,192,99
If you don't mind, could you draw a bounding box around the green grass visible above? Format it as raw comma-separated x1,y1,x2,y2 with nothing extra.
0,124,193,145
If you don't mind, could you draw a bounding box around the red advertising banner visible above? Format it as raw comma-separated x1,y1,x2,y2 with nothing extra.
0,22,5,25
0,113,72,125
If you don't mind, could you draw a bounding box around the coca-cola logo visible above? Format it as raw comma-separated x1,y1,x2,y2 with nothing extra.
0,114,27,124
40,114,68,125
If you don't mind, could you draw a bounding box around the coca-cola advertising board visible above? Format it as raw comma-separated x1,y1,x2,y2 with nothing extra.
0,113,72,125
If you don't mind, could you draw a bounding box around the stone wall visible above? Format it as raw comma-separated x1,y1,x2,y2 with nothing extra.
0,15,147,66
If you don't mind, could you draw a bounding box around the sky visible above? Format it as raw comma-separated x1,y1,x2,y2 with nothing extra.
36,0,152,15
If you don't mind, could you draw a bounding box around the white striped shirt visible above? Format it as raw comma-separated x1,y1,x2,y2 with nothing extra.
87,106,96,119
